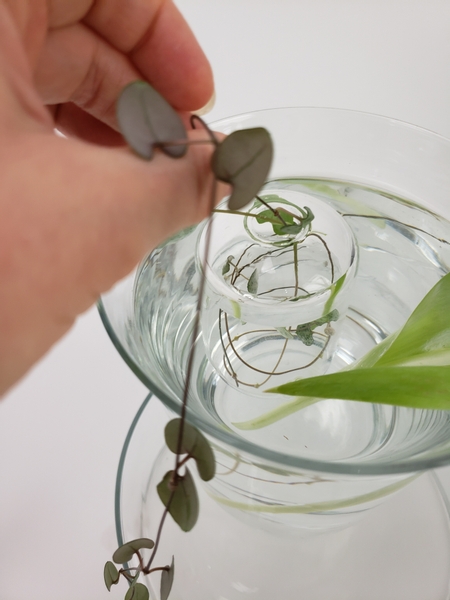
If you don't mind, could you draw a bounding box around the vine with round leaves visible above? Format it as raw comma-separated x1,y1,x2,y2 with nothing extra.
103,80,274,600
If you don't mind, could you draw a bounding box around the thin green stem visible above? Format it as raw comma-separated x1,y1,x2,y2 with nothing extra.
293,242,299,295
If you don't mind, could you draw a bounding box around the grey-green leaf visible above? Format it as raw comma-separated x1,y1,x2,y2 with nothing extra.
104,561,120,591
222,255,234,276
124,583,150,600
164,419,215,481
112,538,155,564
212,128,273,210
157,468,199,532
117,81,187,160
267,366,450,410
296,324,314,346
247,269,259,294
160,556,175,600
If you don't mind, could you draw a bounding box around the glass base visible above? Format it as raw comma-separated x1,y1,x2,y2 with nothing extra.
116,396,450,600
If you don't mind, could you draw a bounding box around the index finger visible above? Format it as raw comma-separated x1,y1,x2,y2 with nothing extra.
82,0,214,111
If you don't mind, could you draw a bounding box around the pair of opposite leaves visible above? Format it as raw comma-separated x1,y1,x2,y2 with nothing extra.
117,81,273,211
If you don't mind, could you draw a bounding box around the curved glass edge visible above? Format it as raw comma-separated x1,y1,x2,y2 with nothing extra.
114,392,153,573
99,107,450,477
99,294,450,477
209,105,450,142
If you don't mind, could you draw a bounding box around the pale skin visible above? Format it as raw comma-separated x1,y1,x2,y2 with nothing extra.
0,0,224,394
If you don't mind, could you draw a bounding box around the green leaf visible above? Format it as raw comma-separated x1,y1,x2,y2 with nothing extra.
295,311,338,346
222,255,234,275
295,324,314,346
230,300,241,319
104,561,120,591
253,274,450,423
112,539,155,564
164,419,215,481
279,224,302,235
124,583,149,600
255,208,290,227
255,208,303,236
212,128,273,210
160,556,175,600
372,273,450,368
267,366,450,410
247,269,259,294
157,468,199,532
117,81,187,160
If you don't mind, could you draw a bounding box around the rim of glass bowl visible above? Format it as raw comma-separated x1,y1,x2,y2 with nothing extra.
98,106,450,477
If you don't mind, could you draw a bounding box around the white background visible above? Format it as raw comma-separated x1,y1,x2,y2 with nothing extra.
1,1,450,598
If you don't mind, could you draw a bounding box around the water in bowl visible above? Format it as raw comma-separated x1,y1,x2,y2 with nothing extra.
133,178,450,467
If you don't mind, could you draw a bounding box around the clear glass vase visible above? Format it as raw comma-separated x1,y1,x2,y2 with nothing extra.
99,108,450,598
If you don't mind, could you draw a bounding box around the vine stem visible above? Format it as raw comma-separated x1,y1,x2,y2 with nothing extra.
145,496,173,571
144,117,219,576
174,177,217,471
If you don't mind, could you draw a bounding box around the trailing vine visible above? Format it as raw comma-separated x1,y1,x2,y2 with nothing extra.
103,80,273,600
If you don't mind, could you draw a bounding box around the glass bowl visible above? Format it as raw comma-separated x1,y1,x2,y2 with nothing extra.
99,108,450,531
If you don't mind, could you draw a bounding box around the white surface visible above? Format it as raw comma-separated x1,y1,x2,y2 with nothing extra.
1,2,450,599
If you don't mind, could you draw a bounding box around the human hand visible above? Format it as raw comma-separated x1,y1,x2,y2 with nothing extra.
0,0,221,394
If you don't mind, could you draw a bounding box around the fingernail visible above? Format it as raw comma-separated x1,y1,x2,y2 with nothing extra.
192,90,216,117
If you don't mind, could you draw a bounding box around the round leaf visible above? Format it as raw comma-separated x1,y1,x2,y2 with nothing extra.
124,582,150,600
117,81,187,159
212,128,273,210
160,556,175,600
164,419,215,481
104,561,120,591
112,538,155,564
157,468,199,532
247,269,259,294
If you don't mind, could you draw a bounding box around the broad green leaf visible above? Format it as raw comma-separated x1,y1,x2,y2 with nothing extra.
212,128,273,210
354,274,450,370
112,538,155,564
164,419,215,481
160,556,175,600
104,561,120,591
117,81,187,160
124,583,149,600
373,272,450,367
268,366,450,410
266,273,450,414
247,269,259,294
157,468,199,532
